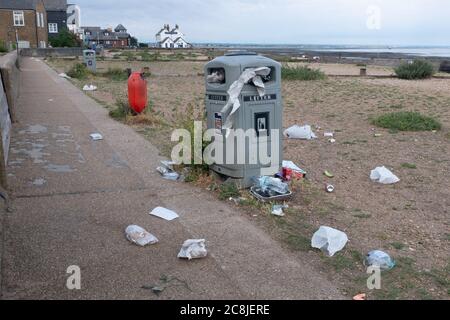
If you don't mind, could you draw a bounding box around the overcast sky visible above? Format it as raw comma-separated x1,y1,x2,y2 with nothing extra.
75,0,449,46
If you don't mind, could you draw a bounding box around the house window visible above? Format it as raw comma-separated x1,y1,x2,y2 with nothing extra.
36,12,40,27
40,13,44,28
13,11,25,26
48,23,58,33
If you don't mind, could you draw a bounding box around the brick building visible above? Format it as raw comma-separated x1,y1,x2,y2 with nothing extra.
82,24,132,49
0,0,48,49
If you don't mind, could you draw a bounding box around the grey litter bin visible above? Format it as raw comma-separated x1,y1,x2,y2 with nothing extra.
205,51,283,188
83,49,96,72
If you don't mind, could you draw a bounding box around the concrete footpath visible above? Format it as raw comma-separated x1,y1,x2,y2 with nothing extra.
0,57,343,300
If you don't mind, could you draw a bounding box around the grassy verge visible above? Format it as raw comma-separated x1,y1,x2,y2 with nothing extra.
372,112,441,132
282,65,326,81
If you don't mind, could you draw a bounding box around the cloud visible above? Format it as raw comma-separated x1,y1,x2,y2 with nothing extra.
75,0,450,45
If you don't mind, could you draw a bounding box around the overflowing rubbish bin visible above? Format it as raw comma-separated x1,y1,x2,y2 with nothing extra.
205,51,283,188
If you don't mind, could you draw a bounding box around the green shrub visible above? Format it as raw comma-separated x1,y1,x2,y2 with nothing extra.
120,51,135,61
281,65,326,81
395,60,435,80
372,112,441,131
102,68,129,81
49,28,81,47
67,63,89,79
218,182,241,200
109,98,130,119
0,40,8,53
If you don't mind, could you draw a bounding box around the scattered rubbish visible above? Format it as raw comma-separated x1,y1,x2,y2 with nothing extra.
178,239,208,260
207,70,225,83
150,207,179,221
324,170,334,178
364,250,396,271
220,67,271,137
58,73,71,79
370,166,400,185
329,139,336,143
326,184,335,193
282,160,307,180
142,274,191,296
229,197,247,205
272,204,289,217
156,160,180,181
90,133,103,141
48,99,54,102
374,133,383,138
250,186,292,202
353,293,367,301
311,226,348,257
125,225,159,247
32,178,47,186
83,84,97,91
256,176,289,195
324,132,334,138
284,125,317,140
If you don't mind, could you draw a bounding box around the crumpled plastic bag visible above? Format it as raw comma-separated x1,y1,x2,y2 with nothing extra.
364,250,396,270
58,73,71,79
83,84,97,91
284,125,317,140
311,226,348,257
177,239,207,260
207,70,225,83
220,67,271,136
370,166,400,185
125,225,159,247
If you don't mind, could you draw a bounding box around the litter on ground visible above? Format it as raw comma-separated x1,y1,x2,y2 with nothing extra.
370,166,400,185
282,160,307,177
324,132,334,138
90,133,103,141
311,226,348,257
156,160,180,181
283,125,317,140
364,250,396,270
125,225,159,247
177,239,208,260
353,293,367,301
272,204,289,217
83,84,97,91
324,170,334,178
58,73,71,79
150,207,179,221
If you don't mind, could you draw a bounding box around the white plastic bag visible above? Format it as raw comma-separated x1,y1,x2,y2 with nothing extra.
125,225,159,247
370,166,400,185
83,84,97,91
365,250,396,270
177,239,207,260
311,226,348,257
284,125,317,140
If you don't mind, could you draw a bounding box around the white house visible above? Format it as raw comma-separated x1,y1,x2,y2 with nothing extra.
155,24,191,49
